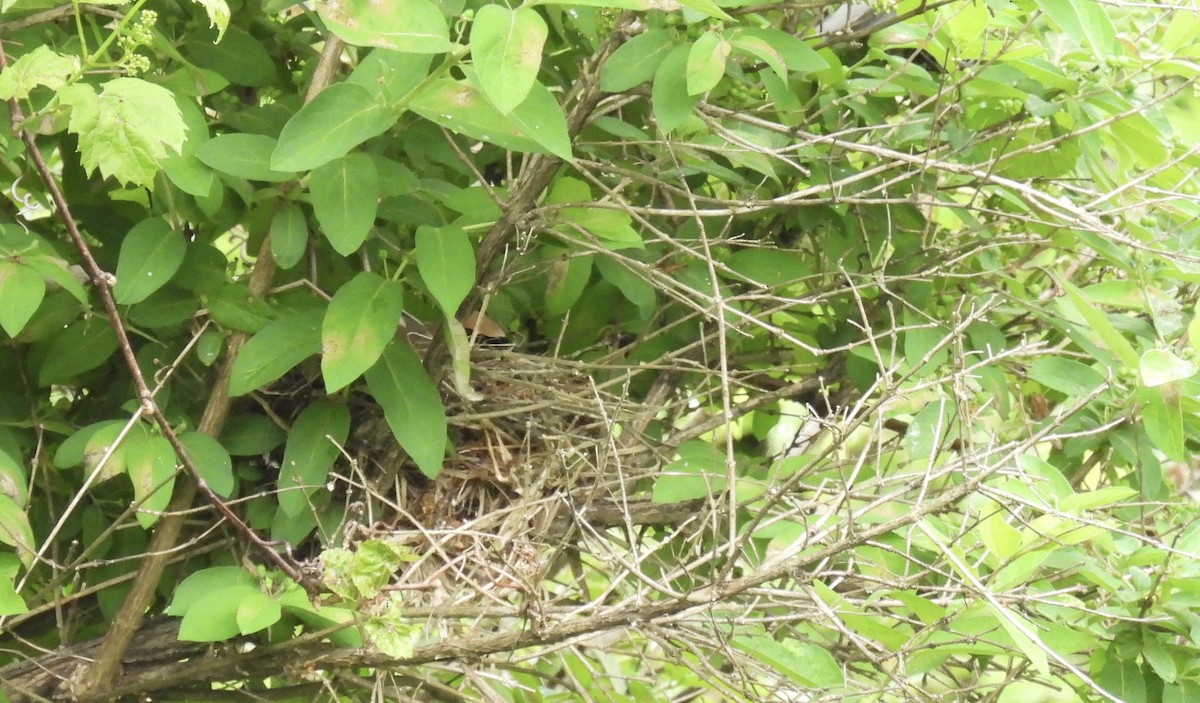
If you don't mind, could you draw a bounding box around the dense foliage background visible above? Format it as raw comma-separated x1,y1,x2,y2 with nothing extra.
2,0,1200,701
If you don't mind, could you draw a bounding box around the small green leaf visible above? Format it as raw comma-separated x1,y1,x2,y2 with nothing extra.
321,272,405,392
651,46,697,135
310,153,380,256
236,591,282,635
184,28,275,87
1058,278,1139,368
470,5,548,114
731,635,843,688
652,441,725,504
1140,349,1197,387
192,0,231,42
600,30,674,92
278,400,350,517
59,79,187,187
506,81,573,161
0,45,78,99
228,311,322,396
272,83,398,171
410,78,569,159
346,50,433,106
220,415,286,456
1027,357,1106,397
0,496,34,567
37,319,119,385
364,341,447,478
178,584,263,641
113,218,187,305
415,225,474,316
124,431,177,529
0,262,45,337
197,134,297,182
548,177,643,249
686,32,729,96
319,0,453,54
0,570,28,615
978,512,1022,561
179,431,235,498
269,202,308,270
595,257,654,318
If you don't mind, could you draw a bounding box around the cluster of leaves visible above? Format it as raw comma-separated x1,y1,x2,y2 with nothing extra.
1,0,1200,701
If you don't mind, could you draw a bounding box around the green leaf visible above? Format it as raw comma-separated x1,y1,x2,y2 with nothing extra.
652,441,725,503
0,261,45,338
59,79,187,187
196,133,296,182
278,400,350,517
470,6,547,114
310,153,380,256
686,32,729,96
673,0,732,20
1140,349,1197,387
364,341,447,478
1140,386,1185,463
979,511,1022,562
548,177,643,249
220,415,286,456
1027,357,1105,397
1058,278,1139,368
410,79,551,157
37,319,119,385
179,431,235,498
192,0,231,42
600,30,674,92
272,83,398,171
0,569,28,615
321,272,404,392
545,253,592,316
346,50,433,106
236,591,282,635
651,46,697,135
178,584,264,641
595,257,655,318
415,225,474,316
184,28,275,87
0,45,78,99
1036,0,1117,55
228,311,322,396
269,202,308,270
0,495,34,567
319,0,453,54
168,567,258,616
124,431,177,529
731,635,843,688
506,80,572,161
113,218,187,305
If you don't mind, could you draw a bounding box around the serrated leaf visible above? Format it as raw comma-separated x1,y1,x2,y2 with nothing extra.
125,431,177,529
0,262,45,338
364,341,446,478
415,225,474,315
179,431,234,498
686,32,729,96
270,202,308,270
59,79,187,187
228,311,322,396
272,83,398,171
191,0,231,41
0,45,79,100
113,218,187,305
310,153,380,256
600,30,674,92
278,400,350,517
319,0,453,54
321,272,404,392
197,133,296,182
470,5,547,114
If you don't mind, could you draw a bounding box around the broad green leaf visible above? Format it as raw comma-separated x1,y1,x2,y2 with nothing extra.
278,400,350,517
906,397,954,462
228,311,322,396
505,80,572,161
470,5,547,114
727,35,787,82
1035,0,1116,55
319,0,453,54
37,319,119,385
113,218,187,305
415,225,474,315
1058,278,1139,368
321,272,405,392
731,635,843,688
184,29,275,87
269,202,308,270
651,46,697,135
0,262,45,337
652,441,725,503
979,511,1022,562
673,0,732,20
178,584,264,641
545,254,592,316
205,283,277,333
410,79,544,155
22,256,88,306
1140,349,1196,387
364,341,447,478
595,257,655,318
1142,386,1185,462
903,309,948,376
0,570,27,615
0,435,27,507
728,28,826,73
125,431,177,529
168,567,259,616
990,549,1052,590
310,153,380,256
272,83,398,171
990,605,1049,675
220,415,286,456
179,431,235,498
686,32,729,96
0,45,78,99
1027,357,1105,397
59,79,187,187
347,50,433,105
0,496,34,567
197,134,297,182
601,30,675,92
547,177,643,249
236,591,282,635
728,248,812,287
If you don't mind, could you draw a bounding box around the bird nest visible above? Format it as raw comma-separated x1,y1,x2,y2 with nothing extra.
341,348,662,604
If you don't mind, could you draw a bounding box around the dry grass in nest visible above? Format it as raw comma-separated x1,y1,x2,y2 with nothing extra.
343,348,664,604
